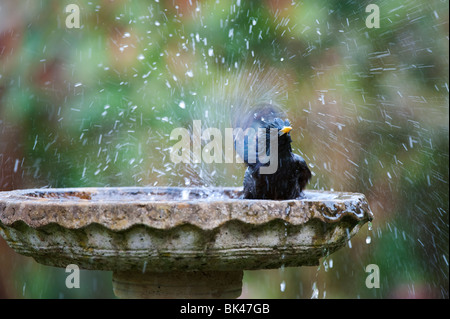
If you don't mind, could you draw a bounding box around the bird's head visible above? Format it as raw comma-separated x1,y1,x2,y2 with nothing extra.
263,117,292,140
260,117,293,156
233,104,295,166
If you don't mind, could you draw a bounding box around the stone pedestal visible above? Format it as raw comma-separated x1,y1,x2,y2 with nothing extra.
113,271,243,299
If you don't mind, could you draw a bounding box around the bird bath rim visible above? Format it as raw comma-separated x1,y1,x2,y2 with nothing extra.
0,186,372,231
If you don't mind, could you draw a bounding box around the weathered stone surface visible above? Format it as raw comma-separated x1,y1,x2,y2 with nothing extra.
0,187,373,272
112,270,243,299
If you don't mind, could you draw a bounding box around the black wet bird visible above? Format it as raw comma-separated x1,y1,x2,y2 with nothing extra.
233,105,311,200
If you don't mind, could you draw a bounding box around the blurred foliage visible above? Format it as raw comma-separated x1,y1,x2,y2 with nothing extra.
0,0,448,298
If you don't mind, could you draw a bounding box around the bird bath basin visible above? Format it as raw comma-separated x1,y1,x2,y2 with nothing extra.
0,187,372,298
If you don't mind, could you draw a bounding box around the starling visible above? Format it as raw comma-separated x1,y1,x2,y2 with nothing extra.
233,105,311,200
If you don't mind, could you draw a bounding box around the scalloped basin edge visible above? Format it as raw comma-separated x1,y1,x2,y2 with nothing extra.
0,187,372,272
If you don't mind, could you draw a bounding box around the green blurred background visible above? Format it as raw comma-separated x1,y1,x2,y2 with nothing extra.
0,0,448,298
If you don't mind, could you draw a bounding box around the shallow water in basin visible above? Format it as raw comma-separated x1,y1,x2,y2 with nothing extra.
21,187,360,203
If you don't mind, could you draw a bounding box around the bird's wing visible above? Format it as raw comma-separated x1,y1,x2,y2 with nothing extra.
242,167,256,199
294,154,312,191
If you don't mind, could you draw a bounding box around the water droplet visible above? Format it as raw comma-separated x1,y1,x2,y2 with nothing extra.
142,261,147,274
323,260,329,272
181,190,190,200
123,32,131,38
366,235,372,244
346,228,352,248
280,280,286,292
311,282,319,299
13,159,19,173
137,54,145,61
178,101,186,109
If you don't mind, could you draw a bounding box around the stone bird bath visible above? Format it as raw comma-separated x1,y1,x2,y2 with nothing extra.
0,187,372,298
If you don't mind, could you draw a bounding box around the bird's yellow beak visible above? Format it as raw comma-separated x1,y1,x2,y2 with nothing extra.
280,126,292,135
